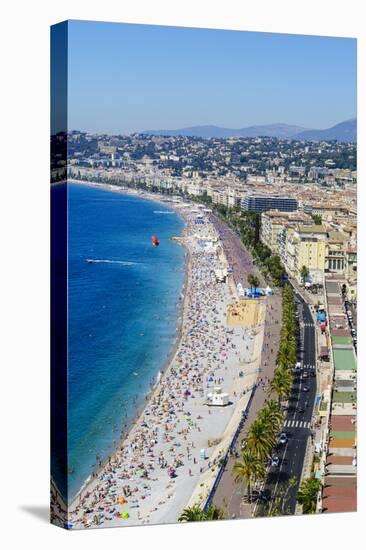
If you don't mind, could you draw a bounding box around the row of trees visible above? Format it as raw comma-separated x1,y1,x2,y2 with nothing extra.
212,206,285,286
270,285,298,405
233,399,284,502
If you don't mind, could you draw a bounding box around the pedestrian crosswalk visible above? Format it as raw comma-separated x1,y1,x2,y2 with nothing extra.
302,322,314,327
302,364,315,369
284,419,311,429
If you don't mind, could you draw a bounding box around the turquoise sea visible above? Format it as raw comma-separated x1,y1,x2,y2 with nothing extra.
67,184,185,500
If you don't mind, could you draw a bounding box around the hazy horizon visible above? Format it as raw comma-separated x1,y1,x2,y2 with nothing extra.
52,20,357,135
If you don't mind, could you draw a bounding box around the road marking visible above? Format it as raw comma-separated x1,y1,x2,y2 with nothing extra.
284,420,311,429
269,441,289,514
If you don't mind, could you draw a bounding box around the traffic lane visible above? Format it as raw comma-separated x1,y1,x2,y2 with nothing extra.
264,286,315,512
286,375,314,423
286,311,316,422
260,350,316,509
281,431,309,512
255,430,308,515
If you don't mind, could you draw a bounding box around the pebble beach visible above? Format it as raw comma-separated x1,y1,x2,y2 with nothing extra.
51,183,266,529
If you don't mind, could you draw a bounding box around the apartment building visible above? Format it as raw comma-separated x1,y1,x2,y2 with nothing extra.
241,194,298,213
281,224,327,284
261,210,312,253
325,231,348,273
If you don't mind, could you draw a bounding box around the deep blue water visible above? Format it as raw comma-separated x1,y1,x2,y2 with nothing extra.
67,184,185,500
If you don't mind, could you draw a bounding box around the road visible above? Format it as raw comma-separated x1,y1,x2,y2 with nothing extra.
207,213,317,517
255,289,317,516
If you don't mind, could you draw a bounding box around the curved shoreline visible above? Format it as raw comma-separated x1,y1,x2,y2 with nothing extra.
67,181,190,506
54,180,265,529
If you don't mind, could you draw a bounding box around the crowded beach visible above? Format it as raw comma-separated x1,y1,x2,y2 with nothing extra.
53,183,266,529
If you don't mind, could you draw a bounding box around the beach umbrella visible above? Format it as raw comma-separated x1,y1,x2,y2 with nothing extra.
121,512,130,519
118,497,127,505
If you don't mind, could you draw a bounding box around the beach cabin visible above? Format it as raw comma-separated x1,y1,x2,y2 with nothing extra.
207,386,229,406
214,268,227,283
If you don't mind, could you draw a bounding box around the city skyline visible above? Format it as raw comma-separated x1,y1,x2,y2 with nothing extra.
58,20,357,135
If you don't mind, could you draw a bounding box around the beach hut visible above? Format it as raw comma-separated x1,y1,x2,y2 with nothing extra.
207,386,229,406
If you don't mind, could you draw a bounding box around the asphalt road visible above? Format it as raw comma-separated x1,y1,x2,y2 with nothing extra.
255,289,317,516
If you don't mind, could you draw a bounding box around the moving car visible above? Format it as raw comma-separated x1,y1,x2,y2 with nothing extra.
294,362,302,373
271,456,280,467
278,432,288,445
303,385,310,392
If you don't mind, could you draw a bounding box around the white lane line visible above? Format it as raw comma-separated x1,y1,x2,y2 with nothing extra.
269,441,289,514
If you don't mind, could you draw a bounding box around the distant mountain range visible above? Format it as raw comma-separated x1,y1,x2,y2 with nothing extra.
144,118,356,142
291,119,356,142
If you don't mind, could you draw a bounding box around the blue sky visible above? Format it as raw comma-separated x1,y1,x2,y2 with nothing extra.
58,20,356,134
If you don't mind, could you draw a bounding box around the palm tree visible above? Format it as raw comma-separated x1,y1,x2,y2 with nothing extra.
204,505,225,521
233,449,266,502
178,505,204,522
178,504,224,522
270,366,293,405
244,418,275,460
296,477,321,514
277,341,296,370
258,400,284,433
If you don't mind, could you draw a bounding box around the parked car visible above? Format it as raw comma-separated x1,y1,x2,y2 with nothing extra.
303,385,310,392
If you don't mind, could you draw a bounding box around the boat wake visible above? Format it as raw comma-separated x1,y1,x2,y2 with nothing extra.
153,210,174,214
86,259,138,266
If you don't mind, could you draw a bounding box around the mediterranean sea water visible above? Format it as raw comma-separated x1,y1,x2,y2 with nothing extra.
67,183,185,501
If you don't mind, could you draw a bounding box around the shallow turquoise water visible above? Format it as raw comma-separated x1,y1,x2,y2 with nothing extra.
66,184,185,500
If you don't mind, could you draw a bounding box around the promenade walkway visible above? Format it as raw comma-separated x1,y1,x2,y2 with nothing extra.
207,213,283,518
211,291,282,518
